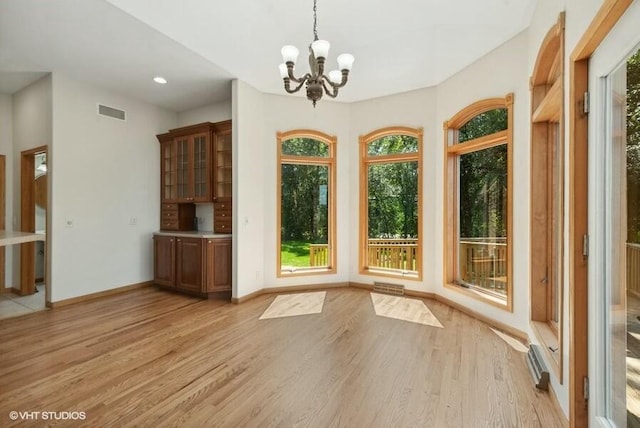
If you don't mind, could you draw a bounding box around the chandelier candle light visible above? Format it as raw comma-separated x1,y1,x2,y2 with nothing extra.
279,0,354,107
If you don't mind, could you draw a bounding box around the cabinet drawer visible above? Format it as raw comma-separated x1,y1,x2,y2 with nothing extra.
214,210,231,221
162,210,179,219
213,202,231,211
162,203,179,211
214,219,232,233
161,220,179,230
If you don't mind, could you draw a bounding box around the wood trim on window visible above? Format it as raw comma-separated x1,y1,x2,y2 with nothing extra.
359,126,423,280
530,12,565,384
276,130,337,278
443,94,514,311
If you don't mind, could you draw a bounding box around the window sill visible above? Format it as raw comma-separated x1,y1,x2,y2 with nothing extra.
277,267,336,278
444,282,511,311
361,268,421,281
530,320,562,382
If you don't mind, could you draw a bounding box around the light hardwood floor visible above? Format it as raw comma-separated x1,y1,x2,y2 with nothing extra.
0,287,565,427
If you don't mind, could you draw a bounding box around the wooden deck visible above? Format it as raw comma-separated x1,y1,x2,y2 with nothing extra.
0,287,565,427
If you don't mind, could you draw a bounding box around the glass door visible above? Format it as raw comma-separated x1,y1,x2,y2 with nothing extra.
590,23,640,425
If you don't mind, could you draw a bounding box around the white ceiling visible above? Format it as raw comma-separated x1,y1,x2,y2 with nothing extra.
0,0,537,112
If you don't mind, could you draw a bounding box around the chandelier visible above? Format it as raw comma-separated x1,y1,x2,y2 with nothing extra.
278,0,354,107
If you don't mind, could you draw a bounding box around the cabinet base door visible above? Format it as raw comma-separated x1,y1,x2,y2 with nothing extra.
205,239,232,292
176,238,204,292
154,236,175,287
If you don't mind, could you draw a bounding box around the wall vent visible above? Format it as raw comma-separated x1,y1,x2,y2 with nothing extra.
372,282,405,296
97,104,126,121
526,344,550,391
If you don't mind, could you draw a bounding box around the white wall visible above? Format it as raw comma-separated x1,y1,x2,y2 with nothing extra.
49,73,176,302
177,99,231,127
232,80,265,298
12,75,52,293
0,93,14,288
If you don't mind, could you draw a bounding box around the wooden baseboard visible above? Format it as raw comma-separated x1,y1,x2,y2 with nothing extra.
549,381,569,427
235,281,527,344
434,293,528,343
47,281,154,309
232,282,350,304
231,288,263,304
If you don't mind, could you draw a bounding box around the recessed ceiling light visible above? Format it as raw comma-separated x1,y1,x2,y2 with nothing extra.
153,76,167,84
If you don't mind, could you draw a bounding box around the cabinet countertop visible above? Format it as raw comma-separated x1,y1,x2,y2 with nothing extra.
153,231,232,239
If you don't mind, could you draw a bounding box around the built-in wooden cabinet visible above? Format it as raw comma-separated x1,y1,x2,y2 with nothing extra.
153,233,232,296
158,123,214,204
213,202,231,234
160,203,195,231
213,121,232,202
157,120,233,232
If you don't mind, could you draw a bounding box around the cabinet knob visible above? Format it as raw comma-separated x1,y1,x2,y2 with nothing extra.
208,240,212,243
177,239,181,242
221,213,226,217
170,239,173,242
221,225,225,229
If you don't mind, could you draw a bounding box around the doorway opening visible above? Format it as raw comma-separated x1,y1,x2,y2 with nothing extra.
19,146,47,308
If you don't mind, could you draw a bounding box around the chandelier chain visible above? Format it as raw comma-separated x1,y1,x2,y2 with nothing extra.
313,0,318,41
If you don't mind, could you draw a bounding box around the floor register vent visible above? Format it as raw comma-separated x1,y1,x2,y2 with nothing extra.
526,344,550,391
372,282,404,296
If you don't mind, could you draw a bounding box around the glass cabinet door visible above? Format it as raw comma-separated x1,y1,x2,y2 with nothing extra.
162,141,177,201
193,133,210,201
176,137,190,200
214,130,232,201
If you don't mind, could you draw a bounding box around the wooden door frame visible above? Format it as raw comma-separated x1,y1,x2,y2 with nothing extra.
20,145,47,296
568,1,633,426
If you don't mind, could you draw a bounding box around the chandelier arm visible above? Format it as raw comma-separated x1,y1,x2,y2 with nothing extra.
284,77,308,94
322,71,349,89
286,63,306,83
321,79,339,98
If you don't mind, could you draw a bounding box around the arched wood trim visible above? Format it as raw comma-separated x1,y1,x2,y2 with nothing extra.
445,95,513,130
277,129,337,146
531,13,565,87
359,126,423,144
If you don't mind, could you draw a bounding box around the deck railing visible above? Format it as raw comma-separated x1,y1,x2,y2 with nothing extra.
366,238,418,271
459,238,507,296
309,244,329,267
628,243,640,294
309,239,419,271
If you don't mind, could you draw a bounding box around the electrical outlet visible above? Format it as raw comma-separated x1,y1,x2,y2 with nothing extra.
65,219,74,228
129,217,137,225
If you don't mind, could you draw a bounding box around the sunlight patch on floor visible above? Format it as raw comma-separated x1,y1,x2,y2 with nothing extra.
259,292,326,320
370,293,443,328
490,328,528,353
